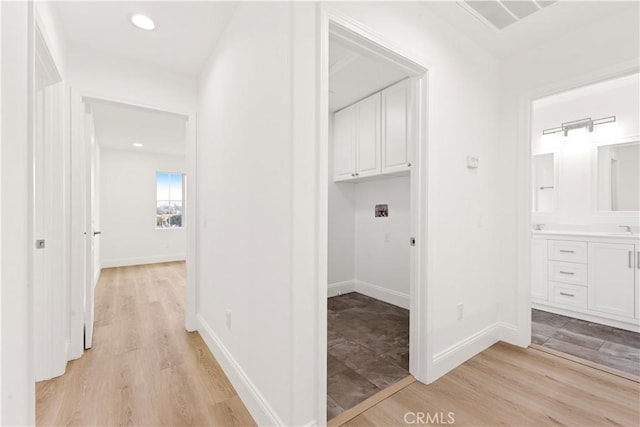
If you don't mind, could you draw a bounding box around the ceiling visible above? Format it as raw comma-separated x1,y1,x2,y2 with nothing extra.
329,37,409,112
53,1,238,76
90,100,187,156
422,1,639,58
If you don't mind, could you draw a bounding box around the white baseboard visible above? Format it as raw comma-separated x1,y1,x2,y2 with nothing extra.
498,321,527,347
101,253,186,268
327,280,355,297
431,322,503,381
196,314,284,427
328,279,410,309
354,280,410,309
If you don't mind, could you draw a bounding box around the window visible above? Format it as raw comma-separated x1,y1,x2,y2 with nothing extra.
156,172,184,229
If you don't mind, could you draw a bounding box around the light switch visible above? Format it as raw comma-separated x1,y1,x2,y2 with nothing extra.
467,156,479,169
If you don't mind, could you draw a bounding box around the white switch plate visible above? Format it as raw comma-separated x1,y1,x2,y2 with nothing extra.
467,156,479,169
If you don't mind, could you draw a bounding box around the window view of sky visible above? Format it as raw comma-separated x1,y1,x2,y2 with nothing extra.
156,172,184,228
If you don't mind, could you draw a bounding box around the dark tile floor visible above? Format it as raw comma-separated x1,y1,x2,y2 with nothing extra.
327,293,409,420
532,309,640,376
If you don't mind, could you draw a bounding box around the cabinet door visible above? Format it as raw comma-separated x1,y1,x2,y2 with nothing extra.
381,79,410,174
636,245,639,320
588,242,635,318
333,106,355,181
531,239,548,300
354,93,381,178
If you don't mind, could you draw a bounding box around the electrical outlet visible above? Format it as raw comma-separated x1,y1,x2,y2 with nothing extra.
457,303,464,320
226,310,232,329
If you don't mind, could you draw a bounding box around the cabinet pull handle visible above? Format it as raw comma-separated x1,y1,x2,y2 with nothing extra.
559,292,575,297
559,271,574,275
559,250,574,253
629,251,633,269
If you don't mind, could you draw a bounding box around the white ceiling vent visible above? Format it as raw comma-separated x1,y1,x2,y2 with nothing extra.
459,1,557,31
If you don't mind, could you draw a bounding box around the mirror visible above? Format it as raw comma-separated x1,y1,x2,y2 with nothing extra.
597,141,640,211
532,152,556,213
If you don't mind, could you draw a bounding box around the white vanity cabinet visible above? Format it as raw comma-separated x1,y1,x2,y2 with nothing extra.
588,242,636,319
531,232,640,332
333,79,411,182
531,238,548,300
333,93,381,182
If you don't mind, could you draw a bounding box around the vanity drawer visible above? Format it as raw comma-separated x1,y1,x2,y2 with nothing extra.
548,260,587,285
548,240,587,263
549,282,587,308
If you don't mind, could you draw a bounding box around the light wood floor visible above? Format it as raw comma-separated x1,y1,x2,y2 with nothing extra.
340,342,640,426
36,262,256,426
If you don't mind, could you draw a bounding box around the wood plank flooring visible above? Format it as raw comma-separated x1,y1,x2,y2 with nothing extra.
532,308,640,377
36,262,256,427
339,342,640,426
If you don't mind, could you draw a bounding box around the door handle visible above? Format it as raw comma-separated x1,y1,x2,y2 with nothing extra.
93,231,101,236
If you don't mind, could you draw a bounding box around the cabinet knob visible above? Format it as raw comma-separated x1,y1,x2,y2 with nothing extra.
351,173,355,177
407,162,411,167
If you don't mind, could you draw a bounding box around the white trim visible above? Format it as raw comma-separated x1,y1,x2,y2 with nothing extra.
100,254,186,269
196,314,285,427
354,280,410,310
327,280,410,309
515,60,640,347
432,322,507,380
327,280,356,297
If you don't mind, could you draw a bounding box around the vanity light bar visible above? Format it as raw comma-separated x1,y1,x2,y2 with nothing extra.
542,115,616,136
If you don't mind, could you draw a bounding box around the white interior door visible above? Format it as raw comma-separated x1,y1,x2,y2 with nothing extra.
33,27,65,381
84,106,97,349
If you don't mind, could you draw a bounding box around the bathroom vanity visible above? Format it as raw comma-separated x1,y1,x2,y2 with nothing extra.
532,230,640,332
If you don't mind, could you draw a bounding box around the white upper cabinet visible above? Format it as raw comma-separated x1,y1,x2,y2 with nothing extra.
354,93,381,178
588,242,635,318
333,93,381,181
381,79,411,174
333,105,355,181
332,79,411,182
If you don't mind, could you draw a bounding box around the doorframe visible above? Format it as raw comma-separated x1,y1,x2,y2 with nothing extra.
318,7,433,423
68,91,198,360
514,59,640,345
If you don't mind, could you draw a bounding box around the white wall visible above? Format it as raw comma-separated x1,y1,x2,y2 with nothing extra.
499,6,640,329
196,3,319,426
1,2,33,424
354,177,410,297
327,2,504,376
100,148,186,267
328,117,355,286
531,74,640,227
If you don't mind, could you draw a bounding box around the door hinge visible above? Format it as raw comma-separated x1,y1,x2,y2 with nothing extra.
410,237,416,247
36,239,45,249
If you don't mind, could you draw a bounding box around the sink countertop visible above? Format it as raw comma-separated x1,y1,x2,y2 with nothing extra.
532,230,640,239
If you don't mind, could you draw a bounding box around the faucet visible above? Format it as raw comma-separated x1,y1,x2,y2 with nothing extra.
619,225,632,234
534,224,545,231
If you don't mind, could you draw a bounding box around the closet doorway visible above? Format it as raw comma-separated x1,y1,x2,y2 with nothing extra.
325,22,428,422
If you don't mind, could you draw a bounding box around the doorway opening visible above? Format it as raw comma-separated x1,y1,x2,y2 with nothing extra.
324,20,428,422
528,72,640,379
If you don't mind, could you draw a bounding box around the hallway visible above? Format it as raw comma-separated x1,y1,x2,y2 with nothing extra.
35,262,255,426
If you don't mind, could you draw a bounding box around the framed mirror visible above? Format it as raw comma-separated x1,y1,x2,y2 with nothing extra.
596,141,640,212
532,152,557,213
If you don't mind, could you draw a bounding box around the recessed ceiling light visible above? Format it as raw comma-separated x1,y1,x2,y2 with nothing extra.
132,142,144,147
130,14,155,31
